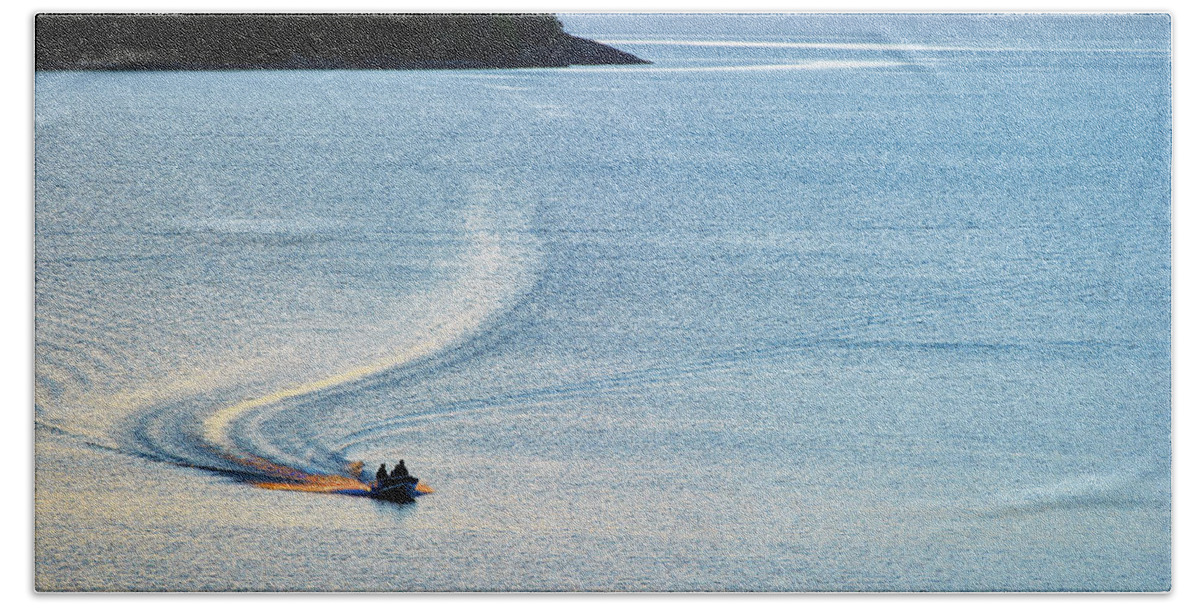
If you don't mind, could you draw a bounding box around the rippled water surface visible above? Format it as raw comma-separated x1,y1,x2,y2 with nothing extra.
34,14,1170,591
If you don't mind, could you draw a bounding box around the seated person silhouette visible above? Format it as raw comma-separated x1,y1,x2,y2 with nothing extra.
391,460,409,480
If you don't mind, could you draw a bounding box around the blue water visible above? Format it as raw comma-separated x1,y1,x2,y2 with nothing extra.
34,14,1170,591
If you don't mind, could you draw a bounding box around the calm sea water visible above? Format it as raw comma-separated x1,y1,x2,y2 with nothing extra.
34,14,1171,591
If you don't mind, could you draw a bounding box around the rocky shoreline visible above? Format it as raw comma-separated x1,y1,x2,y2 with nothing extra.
35,14,649,71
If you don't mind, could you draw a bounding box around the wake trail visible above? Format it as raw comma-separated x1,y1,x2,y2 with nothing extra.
37,190,541,499
171,204,538,493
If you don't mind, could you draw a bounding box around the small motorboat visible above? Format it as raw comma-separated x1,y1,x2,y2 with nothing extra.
250,460,433,502
370,475,434,503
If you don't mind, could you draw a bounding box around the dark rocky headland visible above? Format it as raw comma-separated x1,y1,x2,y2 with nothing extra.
35,13,648,71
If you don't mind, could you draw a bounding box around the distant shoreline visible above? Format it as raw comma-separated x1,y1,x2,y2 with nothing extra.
35,14,649,71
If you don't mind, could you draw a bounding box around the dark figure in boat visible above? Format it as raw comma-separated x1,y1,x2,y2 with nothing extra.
374,459,417,488
391,460,409,479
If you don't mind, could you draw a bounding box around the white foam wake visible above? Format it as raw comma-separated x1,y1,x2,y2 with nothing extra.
599,39,1167,53
202,201,539,459
576,60,907,74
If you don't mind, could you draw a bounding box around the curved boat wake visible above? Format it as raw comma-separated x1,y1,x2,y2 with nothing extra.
36,201,540,500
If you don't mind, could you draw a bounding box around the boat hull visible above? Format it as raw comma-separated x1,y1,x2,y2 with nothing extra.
367,477,430,503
